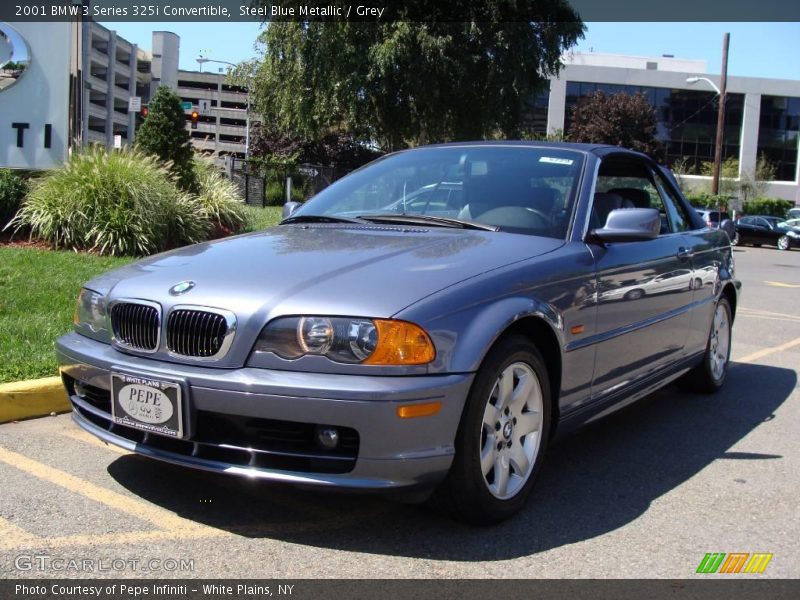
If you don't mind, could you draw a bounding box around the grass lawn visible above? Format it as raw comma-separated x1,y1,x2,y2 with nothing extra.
241,205,283,232
0,247,132,383
0,206,283,384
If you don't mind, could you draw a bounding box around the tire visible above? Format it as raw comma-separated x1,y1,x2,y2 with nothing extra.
681,297,732,393
624,288,645,301
433,335,551,524
777,235,790,251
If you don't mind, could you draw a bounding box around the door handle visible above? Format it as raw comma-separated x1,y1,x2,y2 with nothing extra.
677,247,693,260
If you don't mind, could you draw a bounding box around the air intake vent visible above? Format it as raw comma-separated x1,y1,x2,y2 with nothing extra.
166,308,233,358
110,302,160,352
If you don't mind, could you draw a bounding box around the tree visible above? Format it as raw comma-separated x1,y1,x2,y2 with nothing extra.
568,91,663,158
243,2,584,151
249,122,382,170
134,86,196,191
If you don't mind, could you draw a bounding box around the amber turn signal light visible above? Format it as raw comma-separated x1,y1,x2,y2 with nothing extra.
365,319,436,365
396,401,443,419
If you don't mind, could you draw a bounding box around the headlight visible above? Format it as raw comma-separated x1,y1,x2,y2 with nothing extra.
787,230,799,238
73,288,109,340
255,317,435,365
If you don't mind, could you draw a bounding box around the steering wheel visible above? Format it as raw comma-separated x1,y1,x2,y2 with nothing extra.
476,206,550,229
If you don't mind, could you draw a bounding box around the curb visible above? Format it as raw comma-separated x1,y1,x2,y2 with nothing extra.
0,376,70,424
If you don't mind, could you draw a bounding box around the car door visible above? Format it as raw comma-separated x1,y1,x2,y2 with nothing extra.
587,156,695,399
736,217,755,243
753,217,775,244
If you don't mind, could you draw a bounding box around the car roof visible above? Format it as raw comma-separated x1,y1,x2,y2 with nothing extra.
409,140,653,160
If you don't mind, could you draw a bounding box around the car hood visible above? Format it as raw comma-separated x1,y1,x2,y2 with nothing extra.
88,224,563,319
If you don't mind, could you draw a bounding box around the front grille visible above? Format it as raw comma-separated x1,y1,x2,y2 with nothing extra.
166,309,231,358
110,302,160,352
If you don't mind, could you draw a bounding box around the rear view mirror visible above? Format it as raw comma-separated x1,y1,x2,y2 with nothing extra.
591,208,661,243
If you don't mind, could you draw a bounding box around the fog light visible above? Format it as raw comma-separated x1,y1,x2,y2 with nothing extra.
73,381,88,399
316,426,339,450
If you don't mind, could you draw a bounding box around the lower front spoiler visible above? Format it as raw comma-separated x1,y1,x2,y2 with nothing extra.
71,406,453,493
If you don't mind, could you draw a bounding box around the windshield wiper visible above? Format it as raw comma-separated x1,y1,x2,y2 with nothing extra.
280,214,365,225
358,213,498,232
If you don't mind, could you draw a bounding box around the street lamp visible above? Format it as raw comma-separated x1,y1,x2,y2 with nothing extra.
686,76,721,96
685,33,730,197
196,55,251,161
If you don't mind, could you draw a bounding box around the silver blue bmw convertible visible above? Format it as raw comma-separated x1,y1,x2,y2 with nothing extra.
57,142,740,523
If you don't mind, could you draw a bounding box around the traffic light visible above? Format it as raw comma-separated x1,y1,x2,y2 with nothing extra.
190,111,199,129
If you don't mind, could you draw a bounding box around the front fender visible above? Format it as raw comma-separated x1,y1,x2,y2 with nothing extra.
421,296,565,374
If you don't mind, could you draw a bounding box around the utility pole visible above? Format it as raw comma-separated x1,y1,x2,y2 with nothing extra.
712,32,730,196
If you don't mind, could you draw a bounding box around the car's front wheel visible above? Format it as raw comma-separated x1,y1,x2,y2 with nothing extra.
777,235,790,251
681,296,732,393
434,335,550,524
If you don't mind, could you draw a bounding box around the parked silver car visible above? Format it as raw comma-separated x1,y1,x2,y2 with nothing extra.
57,142,740,523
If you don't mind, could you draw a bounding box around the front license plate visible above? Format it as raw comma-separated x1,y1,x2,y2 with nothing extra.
110,373,184,438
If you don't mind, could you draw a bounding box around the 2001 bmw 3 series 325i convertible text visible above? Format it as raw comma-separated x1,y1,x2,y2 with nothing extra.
57,142,740,523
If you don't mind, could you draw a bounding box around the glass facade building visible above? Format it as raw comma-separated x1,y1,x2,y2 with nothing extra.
564,81,745,173
758,95,800,182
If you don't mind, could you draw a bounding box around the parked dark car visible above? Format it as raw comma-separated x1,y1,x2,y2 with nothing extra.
58,142,740,523
696,209,731,229
733,215,800,250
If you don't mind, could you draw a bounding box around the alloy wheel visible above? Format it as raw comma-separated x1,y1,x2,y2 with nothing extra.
479,362,544,500
708,303,731,382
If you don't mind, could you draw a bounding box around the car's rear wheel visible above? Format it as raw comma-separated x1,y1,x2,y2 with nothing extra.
681,297,732,393
433,335,550,524
777,235,790,251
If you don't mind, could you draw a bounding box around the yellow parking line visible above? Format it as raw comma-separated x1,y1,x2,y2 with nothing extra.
0,517,40,549
763,280,800,289
738,307,800,320
737,336,800,364
0,447,217,536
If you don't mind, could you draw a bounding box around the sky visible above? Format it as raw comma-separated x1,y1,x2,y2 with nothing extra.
104,21,800,80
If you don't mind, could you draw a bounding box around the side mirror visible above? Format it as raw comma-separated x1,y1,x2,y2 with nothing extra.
282,201,302,219
591,208,660,243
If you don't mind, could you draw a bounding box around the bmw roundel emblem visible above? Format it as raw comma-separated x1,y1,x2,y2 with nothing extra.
169,281,196,296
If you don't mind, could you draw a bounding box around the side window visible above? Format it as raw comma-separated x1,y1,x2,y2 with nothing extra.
652,170,695,232
594,158,669,234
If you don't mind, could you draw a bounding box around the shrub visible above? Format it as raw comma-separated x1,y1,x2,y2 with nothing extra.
741,197,794,218
192,158,246,235
685,193,729,211
0,169,28,229
11,147,208,256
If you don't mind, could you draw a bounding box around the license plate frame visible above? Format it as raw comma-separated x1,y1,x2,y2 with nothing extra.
110,372,184,438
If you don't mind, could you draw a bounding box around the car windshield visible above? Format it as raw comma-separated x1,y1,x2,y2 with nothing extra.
292,146,586,239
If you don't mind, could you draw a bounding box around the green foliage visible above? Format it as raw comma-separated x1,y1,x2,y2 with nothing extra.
700,157,739,197
741,197,794,217
192,158,246,234
10,147,208,256
567,91,663,157
0,169,28,228
247,7,584,150
0,247,132,383
240,205,283,232
739,155,777,202
134,86,196,191
685,193,729,211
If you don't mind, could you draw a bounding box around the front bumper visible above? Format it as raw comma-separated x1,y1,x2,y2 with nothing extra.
57,332,473,491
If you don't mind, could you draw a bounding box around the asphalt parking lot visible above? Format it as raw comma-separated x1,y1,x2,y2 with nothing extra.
1,245,798,579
